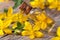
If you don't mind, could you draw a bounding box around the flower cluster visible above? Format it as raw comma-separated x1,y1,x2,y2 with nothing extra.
30,0,60,11
0,0,60,40
0,6,54,39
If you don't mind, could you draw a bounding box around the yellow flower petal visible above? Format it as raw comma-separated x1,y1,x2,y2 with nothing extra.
29,35,35,39
51,37,60,40
33,22,40,31
36,12,47,21
22,31,30,36
12,13,18,22
23,21,32,30
0,19,3,27
47,17,54,24
7,7,13,17
41,22,47,30
47,0,54,3
0,30,4,36
3,19,12,29
57,27,60,37
30,1,38,8
35,31,44,38
57,7,60,11
49,1,58,9
4,29,12,34
12,23,17,29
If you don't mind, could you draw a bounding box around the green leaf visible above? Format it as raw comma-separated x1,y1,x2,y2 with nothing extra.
13,0,23,9
4,8,8,13
13,22,24,34
16,21,24,30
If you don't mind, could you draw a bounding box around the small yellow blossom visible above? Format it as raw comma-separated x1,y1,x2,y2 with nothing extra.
48,0,58,9
22,21,44,39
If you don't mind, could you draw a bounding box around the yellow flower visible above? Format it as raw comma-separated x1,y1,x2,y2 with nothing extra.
57,27,60,37
0,30,4,36
51,37,60,40
22,21,44,39
4,29,12,34
48,1,58,9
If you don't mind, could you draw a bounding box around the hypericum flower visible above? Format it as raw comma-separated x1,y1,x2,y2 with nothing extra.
49,1,58,9
0,19,12,35
30,0,45,9
22,21,44,39
47,0,60,11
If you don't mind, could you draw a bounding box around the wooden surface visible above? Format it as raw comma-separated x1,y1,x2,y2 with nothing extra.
0,0,60,40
